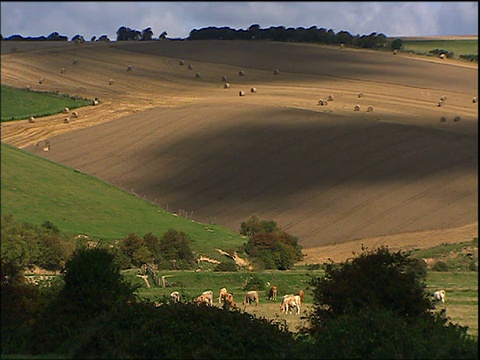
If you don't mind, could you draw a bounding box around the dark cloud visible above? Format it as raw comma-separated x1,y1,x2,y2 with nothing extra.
1,2,477,40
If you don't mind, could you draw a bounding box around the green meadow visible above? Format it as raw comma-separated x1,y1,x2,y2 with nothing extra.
1,143,246,261
1,85,93,122
401,39,478,58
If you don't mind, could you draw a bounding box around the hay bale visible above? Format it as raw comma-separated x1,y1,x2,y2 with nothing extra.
453,116,461,122
358,92,364,98
440,116,447,123
354,104,361,111
250,87,257,93
25,85,31,91
62,107,70,114
60,68,66,74
318,99,327,106
127,65,133,71
273,69,280,75
188,64,194,70
393,49,397,55
437,101,444,107
63,117,70,124
71,111,78,118
440,95,447,101
367,106,374,112
195,73,201,78
72,59,78,65
221,75,228,81
238,70,245,76
29,116,35,123
223,82,231,89
439,53,446,59
109,79,114,85
92,99,99,106
473,96,478,103
38,78,43,84
179,60,185,65
340,43,345,49
239,90,245,96
327,94,334,101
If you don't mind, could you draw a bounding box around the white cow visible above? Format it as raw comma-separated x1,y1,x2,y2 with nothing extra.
201,290,214,305
281,294,301,314
219,287,228,304
433,289,446,304
170,291,180,303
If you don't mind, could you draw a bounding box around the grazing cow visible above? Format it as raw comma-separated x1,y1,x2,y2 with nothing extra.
282,295,301,315
222,292,235,310
268,286,278,301
280,294,295,313
297,289,304,303
219,287,228,304
243,290,259,306
433,290,446,304
194,294,212,306
170,291,180,303
201,290,214,305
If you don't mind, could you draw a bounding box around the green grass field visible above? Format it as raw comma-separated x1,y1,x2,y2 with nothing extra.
1,143,246,261
401,39,478,58
1,85,93,122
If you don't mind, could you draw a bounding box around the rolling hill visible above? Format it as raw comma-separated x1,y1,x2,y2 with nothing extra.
1,39,477,263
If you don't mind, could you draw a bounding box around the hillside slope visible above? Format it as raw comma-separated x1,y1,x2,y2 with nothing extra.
1,40,477,263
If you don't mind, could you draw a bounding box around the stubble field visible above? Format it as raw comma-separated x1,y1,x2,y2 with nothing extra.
1,39,477,264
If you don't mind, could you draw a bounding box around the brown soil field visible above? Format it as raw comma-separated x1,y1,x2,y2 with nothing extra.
1,40,478,263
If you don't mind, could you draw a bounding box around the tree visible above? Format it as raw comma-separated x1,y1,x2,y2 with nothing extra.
141,27,154,41
391,38,403,51
159,31,168,40
97,35,110,42
158,229,195,268
90,35,96,42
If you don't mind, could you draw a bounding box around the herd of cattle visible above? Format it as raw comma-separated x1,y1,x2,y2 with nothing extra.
166,287,447,313
167,286,306,314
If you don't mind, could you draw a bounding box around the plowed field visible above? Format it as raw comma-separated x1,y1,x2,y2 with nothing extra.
1,40,477,263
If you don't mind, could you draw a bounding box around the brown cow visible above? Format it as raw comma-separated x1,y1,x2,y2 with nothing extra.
222,292,235,310
219,287,228,304
297,289,304,303
194,294,212,306
268,286,278,301
243,290,259,306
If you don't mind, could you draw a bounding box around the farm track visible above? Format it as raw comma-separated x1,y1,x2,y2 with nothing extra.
1,40,477,263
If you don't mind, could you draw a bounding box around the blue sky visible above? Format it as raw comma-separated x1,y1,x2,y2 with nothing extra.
1,2,478,40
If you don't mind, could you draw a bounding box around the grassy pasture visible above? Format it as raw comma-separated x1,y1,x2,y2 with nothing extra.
121,268,478,335
1,85,92,122
401,39,478,58
0,143,246,262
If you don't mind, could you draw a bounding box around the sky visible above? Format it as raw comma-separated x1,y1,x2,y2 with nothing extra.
1,2,478,40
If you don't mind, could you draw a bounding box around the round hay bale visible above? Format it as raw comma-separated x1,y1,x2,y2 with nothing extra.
127,65,133,71
453,116,461,122
340,43,345,49
367,106,374,112
38,78,43,84
440,95,447,101
318,99,327,106
25,85,31,91
250,87,257,93
393,49,397,55
62,107,70,114
440,116,447,123
60,68,66,74
223,82,231,89
273,69,280,75
221,75,228,81
72,59,78,65
188,64,194,70
238,70,245,76
29,116,35,123
354,104,361,111
439,53,446,59
437,101,444,107
92,99,99,106
71,111,78,118
327,94,334,101
63,117,70,124
473,96,478,103
179,60,185,65
195,73,201,78
239,90,245,97
358,92,364,98
109,79,114,85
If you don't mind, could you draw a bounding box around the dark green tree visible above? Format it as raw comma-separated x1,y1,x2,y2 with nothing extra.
391,38,403,50
141,27,154,41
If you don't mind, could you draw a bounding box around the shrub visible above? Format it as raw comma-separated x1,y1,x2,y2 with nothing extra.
390,38,403,50
243,274,264,291
432,260,449,272
214,261,238,272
